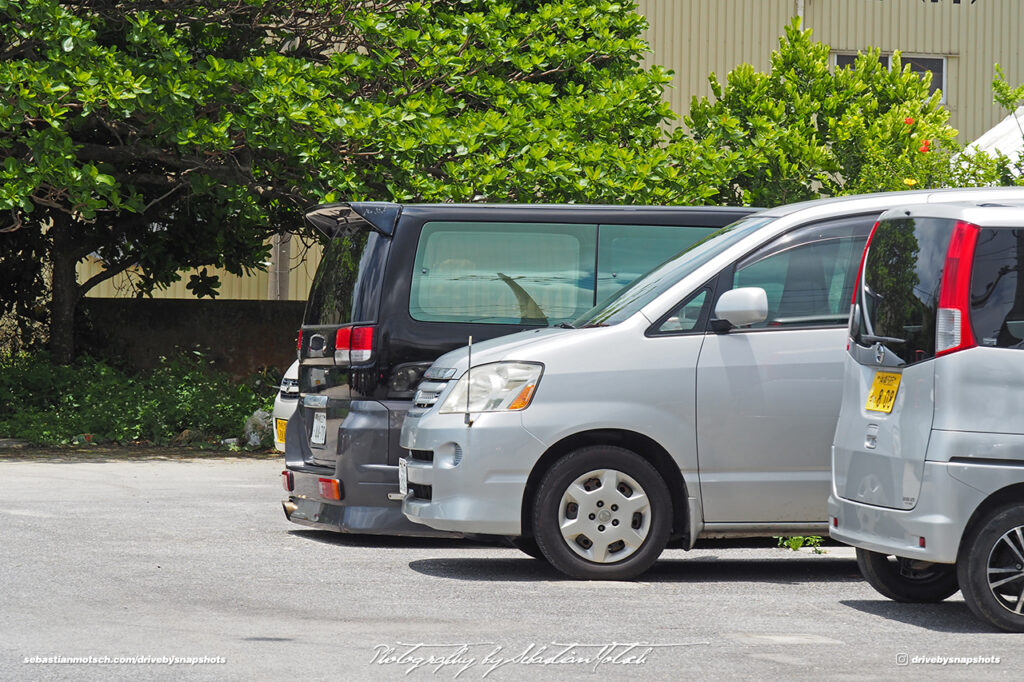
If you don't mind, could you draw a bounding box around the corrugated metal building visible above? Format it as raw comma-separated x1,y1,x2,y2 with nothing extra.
80,0,1023,302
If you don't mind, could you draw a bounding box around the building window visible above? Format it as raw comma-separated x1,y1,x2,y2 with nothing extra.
832,52,945,103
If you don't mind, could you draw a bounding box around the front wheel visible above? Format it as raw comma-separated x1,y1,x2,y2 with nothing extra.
856,548,959,603
532,446,672,580
958,505,1024,632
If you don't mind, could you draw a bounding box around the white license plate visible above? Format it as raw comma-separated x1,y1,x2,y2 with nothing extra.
398,458,408,496
310,412,327,445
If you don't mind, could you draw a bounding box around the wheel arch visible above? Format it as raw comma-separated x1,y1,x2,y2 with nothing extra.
519,429,691,546
957,482,1024,563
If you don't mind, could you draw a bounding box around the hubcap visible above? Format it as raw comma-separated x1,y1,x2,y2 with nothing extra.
558,469,651,564
986,524,1024,616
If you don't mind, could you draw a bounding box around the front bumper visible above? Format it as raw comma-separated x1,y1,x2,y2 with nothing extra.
400,411,546,536
829,460,985,564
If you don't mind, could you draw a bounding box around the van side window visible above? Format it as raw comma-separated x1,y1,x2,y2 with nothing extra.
971,227,1024,349
652,290,708,334
410,222,597,325
597,224,715,302
729,216,874,329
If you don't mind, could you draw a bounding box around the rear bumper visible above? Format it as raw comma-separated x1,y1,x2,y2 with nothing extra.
829,460,984,564
282,399,459,538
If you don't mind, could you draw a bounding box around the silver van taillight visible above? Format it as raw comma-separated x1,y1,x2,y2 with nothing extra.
935,221,978,357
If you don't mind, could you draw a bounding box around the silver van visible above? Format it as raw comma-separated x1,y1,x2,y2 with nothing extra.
830,202,1024,632
398,188,1024,580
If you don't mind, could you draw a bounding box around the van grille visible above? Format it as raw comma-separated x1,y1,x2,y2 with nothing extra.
413,380,450,408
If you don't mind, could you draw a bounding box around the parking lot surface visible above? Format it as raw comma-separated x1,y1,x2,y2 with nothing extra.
0,457,1018,680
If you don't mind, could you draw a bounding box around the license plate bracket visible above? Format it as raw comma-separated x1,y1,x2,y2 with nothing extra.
865,371,901,413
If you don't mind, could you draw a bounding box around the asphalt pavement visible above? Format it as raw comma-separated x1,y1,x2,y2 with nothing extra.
0,457,1018,681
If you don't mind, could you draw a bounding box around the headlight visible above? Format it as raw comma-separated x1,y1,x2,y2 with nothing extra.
438,362,543,414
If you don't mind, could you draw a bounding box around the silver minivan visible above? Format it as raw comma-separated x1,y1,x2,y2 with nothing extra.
830,202,1024,632
398,188,1024,580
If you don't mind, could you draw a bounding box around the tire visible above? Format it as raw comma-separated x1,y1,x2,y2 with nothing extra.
510,537,547,561
532,445,672,580
856,548,959,603
957,505,1024,632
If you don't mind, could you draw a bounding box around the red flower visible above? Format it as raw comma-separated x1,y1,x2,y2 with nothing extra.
919,139,931,153
904,117,915,125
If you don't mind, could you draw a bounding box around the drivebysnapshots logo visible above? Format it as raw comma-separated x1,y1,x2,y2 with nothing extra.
896,653,1001,667
370,641,705,677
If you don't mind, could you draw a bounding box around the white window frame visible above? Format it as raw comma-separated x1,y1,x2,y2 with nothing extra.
830,51,946,104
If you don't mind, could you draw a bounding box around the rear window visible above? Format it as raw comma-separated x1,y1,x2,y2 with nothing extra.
971,227,1024,349
855,217,955,364
304,229,389,326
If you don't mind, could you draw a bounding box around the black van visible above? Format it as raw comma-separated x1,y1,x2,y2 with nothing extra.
281,202,758,535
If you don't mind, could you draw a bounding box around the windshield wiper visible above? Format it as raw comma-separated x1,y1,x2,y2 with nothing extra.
861,334,906,345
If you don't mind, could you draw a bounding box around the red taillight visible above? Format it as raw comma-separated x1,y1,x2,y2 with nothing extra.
296,330,303,353
350,326,374,362
334,327,351,363
281,470,294,492
935,221,979,357
318,477,342,500
334,325,374,364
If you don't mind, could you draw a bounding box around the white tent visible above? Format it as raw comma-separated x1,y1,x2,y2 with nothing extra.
967,106,1024,171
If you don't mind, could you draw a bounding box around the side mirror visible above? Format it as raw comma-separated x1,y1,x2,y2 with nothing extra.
713,287,768,329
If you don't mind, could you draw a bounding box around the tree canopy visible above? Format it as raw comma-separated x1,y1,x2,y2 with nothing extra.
0,0,683,362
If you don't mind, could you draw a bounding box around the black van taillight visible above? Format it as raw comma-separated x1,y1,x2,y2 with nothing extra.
334,325,375,364
296,330,303,356
935,220,979,357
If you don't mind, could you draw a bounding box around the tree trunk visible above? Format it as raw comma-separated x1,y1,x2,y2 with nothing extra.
48,214,81,365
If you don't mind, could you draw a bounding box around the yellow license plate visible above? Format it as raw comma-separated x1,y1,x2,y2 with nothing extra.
865,371,901,413
275,418,287,443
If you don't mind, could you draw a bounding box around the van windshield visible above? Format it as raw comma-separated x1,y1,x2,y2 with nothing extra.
572,215,775,327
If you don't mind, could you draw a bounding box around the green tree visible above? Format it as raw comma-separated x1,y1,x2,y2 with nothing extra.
672,18,1010,207
0,0,682,363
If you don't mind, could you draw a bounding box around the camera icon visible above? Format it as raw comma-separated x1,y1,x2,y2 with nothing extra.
896,653,910,666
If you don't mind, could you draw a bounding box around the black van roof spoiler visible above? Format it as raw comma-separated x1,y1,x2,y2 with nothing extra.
303,202,401,238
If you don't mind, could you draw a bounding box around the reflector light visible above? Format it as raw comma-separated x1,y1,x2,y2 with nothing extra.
281,470,294,492
832,516,838,528
936,221,979,356
318,477,341,500
919,536,927,548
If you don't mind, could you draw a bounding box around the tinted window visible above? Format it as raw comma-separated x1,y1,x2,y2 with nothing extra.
304,229,389,326
409,221,597,325
730,216,873,328
855,217,955,364
597,225,713,302
971,227,1024,349
573,216,776,327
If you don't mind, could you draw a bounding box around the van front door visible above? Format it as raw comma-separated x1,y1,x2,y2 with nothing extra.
695,215,875,524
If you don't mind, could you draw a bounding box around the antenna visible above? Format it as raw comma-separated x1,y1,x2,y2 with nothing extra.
464,336,474,427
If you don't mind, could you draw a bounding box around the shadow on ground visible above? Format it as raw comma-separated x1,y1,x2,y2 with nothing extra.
288,529,480,550
840,599,1001,635
407,555,863,584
